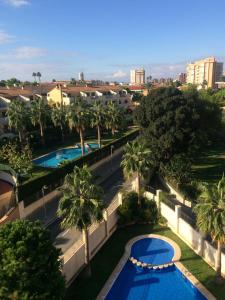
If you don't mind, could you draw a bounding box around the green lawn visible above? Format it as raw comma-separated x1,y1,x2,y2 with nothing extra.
65,224,224,300
192,144,225,184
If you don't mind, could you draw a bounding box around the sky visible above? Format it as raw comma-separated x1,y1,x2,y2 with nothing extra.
0,0,225,82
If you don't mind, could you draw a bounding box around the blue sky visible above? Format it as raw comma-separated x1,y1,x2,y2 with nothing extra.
0,0,225,81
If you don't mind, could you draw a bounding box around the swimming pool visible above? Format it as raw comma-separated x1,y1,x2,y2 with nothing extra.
98,236,213,300
33,143,99,168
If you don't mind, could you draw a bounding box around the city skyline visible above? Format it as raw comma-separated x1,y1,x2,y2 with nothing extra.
0,0,225,81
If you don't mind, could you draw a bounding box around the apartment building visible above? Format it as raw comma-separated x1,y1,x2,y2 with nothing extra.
130,69,145,85
176,73,187,84
47,85,133,108
0,85,51,133
186,57,223,88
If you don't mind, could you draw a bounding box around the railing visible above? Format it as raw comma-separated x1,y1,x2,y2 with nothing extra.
161,196,176,211
180,210,196,228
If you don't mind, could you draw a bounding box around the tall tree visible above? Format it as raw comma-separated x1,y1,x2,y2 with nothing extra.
105,101,122,136
36,72,42,83
135,87,222,168
66,101,89,156
32,72,37,82
121,140,152,205
51,104,66,142
30,98,49,145
91,101,105,148
194,177,225,281
7,100,28,142
57,165,103,277
0,220,65,300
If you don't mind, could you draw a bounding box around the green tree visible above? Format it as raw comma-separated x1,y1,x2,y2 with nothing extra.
161,154,192,187
7,100,28,142
194,177,225,281
66,101,89,156
36,72,42,82
121,140,151,205
0,142,32,176
0,220,65,300
105,101,122,136
51,104,66,142
32,72,37,82
135,87,222,168
30,98,49,145
57,165,103,276
91,101,105,148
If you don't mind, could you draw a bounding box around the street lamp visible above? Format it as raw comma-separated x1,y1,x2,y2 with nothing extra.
41,185,48,220
110,145,114,172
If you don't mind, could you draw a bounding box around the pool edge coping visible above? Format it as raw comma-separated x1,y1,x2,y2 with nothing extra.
96,234,216,300
32,143,99,165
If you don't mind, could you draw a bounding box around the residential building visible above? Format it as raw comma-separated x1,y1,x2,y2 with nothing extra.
0,84,53,133
47,85,133,108
186,57,223,88
78,72,84,81
130,69,145,85
176,73,186,84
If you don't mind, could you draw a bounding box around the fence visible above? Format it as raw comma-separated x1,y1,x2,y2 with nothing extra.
62,191,121,284
154,190,225,276
61,177,225,285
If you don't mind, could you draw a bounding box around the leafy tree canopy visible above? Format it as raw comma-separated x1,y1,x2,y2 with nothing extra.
135,87,222,167
0,142,32,177
0,220,65,300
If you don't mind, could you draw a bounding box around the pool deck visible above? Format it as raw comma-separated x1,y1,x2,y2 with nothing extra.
96,234,216,300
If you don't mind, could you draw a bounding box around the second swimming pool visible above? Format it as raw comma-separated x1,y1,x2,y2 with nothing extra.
33,143,99,168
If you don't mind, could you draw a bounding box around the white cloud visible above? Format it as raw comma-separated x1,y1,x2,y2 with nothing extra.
0,30,14,44
4,0,30,7
12,46,47,59
111,70,127,78
0,46,47,60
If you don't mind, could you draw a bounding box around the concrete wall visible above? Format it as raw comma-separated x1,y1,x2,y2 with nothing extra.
0,206,20,225
62,194,121,284
154,190,225,276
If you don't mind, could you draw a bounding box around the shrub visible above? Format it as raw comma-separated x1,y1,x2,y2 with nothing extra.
118,191,158,225
0,220,65,299
179,181,201,202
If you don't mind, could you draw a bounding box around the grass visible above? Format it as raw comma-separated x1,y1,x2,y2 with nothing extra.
65,224,224,300
192,143,225,184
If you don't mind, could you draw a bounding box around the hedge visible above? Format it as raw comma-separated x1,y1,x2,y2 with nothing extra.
18,128,139,204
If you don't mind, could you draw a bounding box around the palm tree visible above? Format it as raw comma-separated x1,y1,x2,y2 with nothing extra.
36,72,42,83
121,140,151,206
7,100,28,142
30,98,49,145
51,104,66,142
105,101,122,136
66,101,89,156
91,101,105,148
57,165,103,276
194,177,225,281
32,72,37,82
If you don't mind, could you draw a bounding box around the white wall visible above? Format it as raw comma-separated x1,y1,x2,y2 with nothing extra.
62,191,122,284
154,190,225,276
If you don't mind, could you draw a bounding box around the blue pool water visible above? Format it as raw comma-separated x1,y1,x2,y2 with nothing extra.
33,143,99,168
131,238,174,265
105,238,207,300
